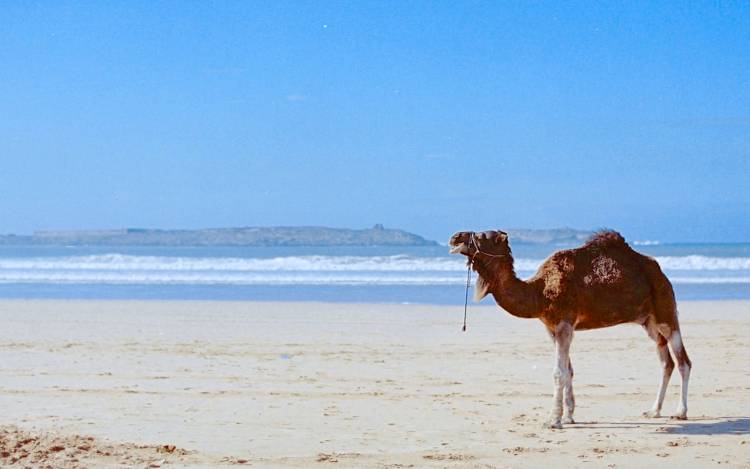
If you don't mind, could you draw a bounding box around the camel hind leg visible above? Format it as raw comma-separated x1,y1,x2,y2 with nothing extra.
644,268,690,419
668,329,691,419
642,320,674,418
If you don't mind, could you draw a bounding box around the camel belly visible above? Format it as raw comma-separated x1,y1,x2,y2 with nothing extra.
574,313,645,330
571,282,652,330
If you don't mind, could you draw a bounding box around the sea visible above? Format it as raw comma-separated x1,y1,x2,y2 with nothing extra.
0,242,749,304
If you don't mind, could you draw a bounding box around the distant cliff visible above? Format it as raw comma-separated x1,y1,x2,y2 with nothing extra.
0,226,598,247
0,224,438,247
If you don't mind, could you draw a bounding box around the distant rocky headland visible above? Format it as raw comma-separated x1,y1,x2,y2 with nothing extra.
0,224,438,247
0,226,595,247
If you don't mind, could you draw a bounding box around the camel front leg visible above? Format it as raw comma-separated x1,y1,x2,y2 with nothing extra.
563,357,575,424
644,334,674,418
548,322,573,429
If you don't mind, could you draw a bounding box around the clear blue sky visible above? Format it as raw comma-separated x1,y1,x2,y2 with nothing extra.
1,1,749,242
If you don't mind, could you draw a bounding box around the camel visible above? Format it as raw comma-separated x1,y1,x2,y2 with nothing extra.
449,229,691,429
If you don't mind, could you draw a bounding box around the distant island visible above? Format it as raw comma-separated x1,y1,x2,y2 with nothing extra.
0,224,438,247
0,226,598,247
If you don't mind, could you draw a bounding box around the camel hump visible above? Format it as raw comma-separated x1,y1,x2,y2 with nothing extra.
584,230,629,249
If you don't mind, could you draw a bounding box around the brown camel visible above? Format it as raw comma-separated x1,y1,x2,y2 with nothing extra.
449,229,691,429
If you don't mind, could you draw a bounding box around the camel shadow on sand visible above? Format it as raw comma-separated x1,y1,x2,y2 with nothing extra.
567,417,750,435
660,417,750,435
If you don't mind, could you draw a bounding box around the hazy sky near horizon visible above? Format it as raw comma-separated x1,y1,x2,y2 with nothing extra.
1,1,749,242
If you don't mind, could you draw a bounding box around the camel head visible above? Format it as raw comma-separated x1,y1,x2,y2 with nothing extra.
449,230,509,258
449,230,510,300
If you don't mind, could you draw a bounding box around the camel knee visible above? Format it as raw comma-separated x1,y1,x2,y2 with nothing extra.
668,331,690,362
682,353,692,370
656,339,675,375
674,351,691,380
663,354,675,374
554,367,571,383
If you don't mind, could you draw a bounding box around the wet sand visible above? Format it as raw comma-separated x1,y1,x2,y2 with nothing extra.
1,299,749,467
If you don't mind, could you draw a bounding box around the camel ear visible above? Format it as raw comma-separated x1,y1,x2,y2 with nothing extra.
474,275,491,301
496,231,508,244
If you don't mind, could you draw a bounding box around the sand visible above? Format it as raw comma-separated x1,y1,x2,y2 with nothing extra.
0,299,748,468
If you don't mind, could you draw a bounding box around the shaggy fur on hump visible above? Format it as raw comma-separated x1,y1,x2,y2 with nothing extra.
583,230,628,249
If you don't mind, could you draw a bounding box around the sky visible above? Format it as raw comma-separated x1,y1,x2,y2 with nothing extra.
1,1,749,243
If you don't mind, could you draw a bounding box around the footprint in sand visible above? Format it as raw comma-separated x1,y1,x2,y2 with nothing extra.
422,453,475,461
502,446,550,456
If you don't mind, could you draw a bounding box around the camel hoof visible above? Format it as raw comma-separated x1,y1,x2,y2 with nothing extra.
642,410,661,418
562,416,575,425
545,419,563,429
670,407,688,420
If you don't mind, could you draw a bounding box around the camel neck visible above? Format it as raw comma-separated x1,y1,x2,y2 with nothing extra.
474,255,541,319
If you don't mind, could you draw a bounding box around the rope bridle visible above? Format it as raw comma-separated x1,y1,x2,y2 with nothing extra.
462,232,507,332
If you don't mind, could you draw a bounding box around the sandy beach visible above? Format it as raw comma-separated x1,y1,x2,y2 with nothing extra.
1,299,748,468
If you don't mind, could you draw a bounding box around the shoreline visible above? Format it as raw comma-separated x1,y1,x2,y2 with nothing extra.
1,299,749,467
1,296,748,302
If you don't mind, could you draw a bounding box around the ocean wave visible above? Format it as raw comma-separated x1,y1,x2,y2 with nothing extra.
1,253,750,272
0,253,749,289
633,240,661,246
0,271,748,286
0,271,464,285
669,277,750,284
0,254,542,272
655,255,750,270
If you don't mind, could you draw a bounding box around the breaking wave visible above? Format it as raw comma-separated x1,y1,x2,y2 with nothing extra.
1,253,750,271
655,255,750,271
0,254,537,272
0,254,748,286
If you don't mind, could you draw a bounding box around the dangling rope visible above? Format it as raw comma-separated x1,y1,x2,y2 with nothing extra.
462,263,471,332
460,232,507,332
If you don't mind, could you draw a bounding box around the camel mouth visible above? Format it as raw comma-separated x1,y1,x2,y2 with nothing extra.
449,244,465,254
449,232,475,256
449,241,471,255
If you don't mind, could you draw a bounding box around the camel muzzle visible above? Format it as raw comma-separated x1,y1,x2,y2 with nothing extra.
448,232,475,256
449,244,465,254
